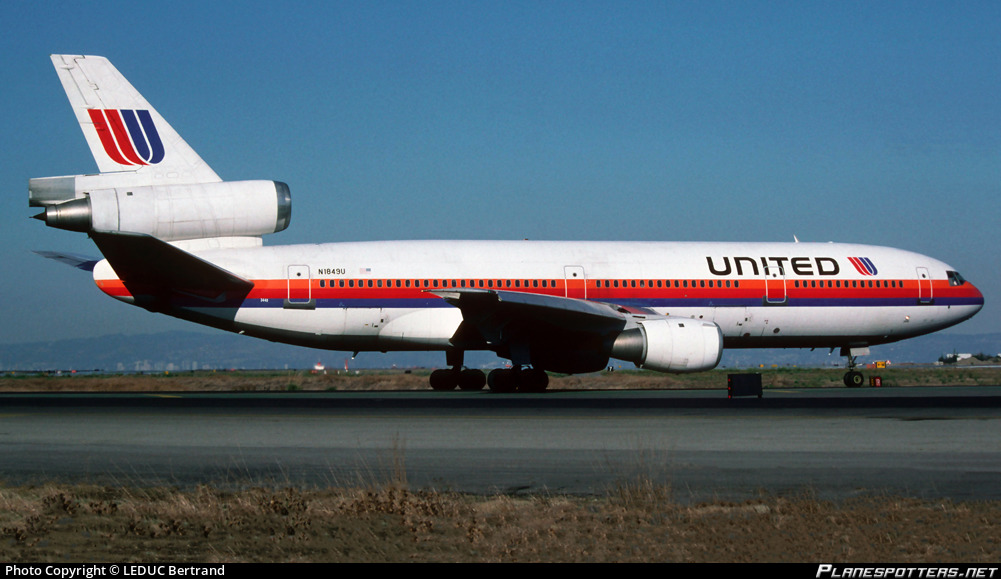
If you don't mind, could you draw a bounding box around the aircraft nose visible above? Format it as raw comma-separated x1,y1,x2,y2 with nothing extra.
957,280,985,322
970,282,985,310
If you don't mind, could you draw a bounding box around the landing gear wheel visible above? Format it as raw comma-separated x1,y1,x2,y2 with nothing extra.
429,369,458,391
844,371,864,388
458,369,486,391
840,347,868,388
487,369,517,393
518,368,549,393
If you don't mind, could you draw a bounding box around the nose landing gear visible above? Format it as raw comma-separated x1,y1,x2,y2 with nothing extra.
840,346,869,388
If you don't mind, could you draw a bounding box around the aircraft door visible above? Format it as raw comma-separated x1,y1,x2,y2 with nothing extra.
564,266,586,299
286,264,314,309
764,266,787,305
917,267,933,304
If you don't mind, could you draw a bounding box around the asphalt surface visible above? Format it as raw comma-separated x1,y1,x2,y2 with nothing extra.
1,386,999,501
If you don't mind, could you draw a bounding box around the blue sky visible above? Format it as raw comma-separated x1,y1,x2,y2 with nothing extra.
1,1,998,345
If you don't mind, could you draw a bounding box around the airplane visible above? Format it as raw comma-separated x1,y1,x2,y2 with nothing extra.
30,55,984,392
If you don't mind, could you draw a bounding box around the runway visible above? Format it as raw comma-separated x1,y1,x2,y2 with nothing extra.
2,386,1000,501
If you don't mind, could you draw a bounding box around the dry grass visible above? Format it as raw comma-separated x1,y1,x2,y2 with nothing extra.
0,482,997,562
2,368,998,561
4,366,1001,392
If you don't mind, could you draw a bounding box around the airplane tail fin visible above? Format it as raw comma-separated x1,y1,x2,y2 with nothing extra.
49,54,220,184
31,55,290,242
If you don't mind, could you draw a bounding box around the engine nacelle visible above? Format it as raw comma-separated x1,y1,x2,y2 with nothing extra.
610,317,723,373
34,180,291,241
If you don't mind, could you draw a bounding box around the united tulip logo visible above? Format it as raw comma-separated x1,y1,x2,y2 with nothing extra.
87,109,165,166
847,257,878,276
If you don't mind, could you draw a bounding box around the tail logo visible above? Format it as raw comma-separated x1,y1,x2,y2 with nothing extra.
847,257,878,276
87,109,165,166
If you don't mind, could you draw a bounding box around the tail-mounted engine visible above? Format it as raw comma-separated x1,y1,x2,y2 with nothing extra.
31,178,291,241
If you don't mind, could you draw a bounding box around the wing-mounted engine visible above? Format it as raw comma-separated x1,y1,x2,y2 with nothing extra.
611,317,723,373
31,179,291,241
434,288,724,375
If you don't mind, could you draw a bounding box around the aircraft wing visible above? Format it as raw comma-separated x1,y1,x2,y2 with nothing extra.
90,231,254,303
430,288,629,372
432,288,627,331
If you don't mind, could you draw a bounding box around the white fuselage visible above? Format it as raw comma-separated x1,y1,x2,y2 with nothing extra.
93,239,984,356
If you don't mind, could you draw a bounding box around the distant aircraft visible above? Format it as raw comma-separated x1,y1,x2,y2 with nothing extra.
31,55,984,391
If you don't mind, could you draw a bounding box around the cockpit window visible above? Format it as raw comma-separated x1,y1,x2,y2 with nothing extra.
947,271,967,286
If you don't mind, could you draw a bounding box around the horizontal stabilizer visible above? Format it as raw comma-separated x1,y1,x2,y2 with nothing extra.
91,231,253,302
33,250,101,272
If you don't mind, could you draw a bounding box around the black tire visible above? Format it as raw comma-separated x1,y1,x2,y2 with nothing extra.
844,371,864,388
429,369,458,391
458,369,486,391
517,368,549,393
487,369,517,393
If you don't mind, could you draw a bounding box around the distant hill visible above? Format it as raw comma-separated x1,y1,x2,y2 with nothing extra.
1,330,997,373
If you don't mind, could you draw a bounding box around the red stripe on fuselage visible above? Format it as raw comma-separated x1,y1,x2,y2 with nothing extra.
95,276,984,304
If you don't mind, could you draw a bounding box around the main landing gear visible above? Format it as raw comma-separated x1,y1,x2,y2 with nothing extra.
427,349,549,392
429,367,487,391
429,348,486,391
429,366,550,392
485,367,549,393
840,346,868,388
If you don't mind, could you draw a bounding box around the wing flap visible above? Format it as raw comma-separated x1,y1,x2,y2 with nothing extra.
430,288,626,333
